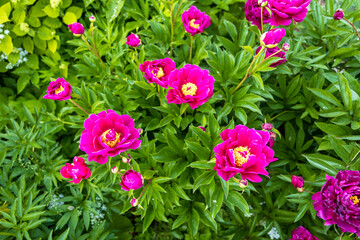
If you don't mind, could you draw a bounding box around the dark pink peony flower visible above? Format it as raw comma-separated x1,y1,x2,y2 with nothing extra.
261,28,286,48
262,123,273,130
213,125,277,182
245,0,272,30
80,110,141,164
139,58,176,88
181,6,211,36
166,64,214,109
120,170,143,191
289,226,319,240
256,46,287,67
60,156,91,184
268,0,311,26
68,22,84,35
126,34,141,47
292,175,304,188
334,9,344,20
43,77,72,101
312,170,360,237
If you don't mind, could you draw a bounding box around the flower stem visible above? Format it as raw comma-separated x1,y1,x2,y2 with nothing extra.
231,46,265,94
249,48,282,75
158,85,162,106
137,180,151,203
339,232,344,240
343,18,360,40
69,99,90,115
81,35,106,69
134,47,140,66
261,7,264,33
190,35,194,64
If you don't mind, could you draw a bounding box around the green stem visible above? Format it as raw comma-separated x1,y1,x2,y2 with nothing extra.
134,48,140,66
343,17,360,40
81,35,106,69
69,99,90,115
261,7,264,33
190,35,193,64
249,48,282,75
231,46,265,94
158,85,162,106
339,232,344,240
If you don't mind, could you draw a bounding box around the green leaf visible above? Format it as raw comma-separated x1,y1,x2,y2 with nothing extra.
57,228,70,240
152,147,180,163
172,211,188,229
152,177,172,183
17,75,31,94
303,154,345,176
189,208,200,237
193,171,215,192
338,73,352,111
294,202,310,222
63,12,77,25
142,205,155,232
227,191,250,217
223,20,237,42
0,35,13,55
106,0,125,23
308,88,343,108
185,140,210,160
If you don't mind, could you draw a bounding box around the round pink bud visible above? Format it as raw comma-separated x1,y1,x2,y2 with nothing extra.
111,166,119,174
122,157,130,163
292,175,304,189
334,9,344,20
130,198,138,207
120,170,143,191
282,43,290,51
198,126,206,132
89,16,96,23
126,34,141,47
262,123,273,131
68,22,84,36
239,179,248,188
138,128,143,135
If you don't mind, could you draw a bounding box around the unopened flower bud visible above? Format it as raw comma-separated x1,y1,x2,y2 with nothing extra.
292,175,304,189
138,128,143,135
282,43,290,51
239,179,248,188
297,187,304,193
111,166,119,174
258,0,268,7
198,126,206,132
269,131,276,139
262,123,273,131
130,198,138,207
89,16,96,23
267,138,275,148
122,157,129,163
334,9,344,20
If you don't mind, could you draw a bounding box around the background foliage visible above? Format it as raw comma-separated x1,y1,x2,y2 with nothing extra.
1,0,360,239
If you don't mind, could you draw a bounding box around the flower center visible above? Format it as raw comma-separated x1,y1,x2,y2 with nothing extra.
350,195,359,205
182,83,197,96
189,19,200,29
55,85,64,95
233,146,251,168
101,129,121,148
152,67,165,79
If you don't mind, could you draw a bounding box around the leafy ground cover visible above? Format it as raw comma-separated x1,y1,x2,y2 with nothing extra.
1,0,360,239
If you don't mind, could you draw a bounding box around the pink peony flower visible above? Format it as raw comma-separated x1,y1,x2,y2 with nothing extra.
120,170,143,191
68,22,85,35
126,34,141,47
43,77,72,101
262,123,273,130
213,125,277,182
334,9,344,20
80,110,141,164
268,0,311,26
60,156,91,184
181,6,211,36
289,226,319,240
245,0,272,30
312,170,360,237
139,58,176,88
130,198,138,207
292,175,304,189
260,28,286,48
166,64,215,109
256,46,287,67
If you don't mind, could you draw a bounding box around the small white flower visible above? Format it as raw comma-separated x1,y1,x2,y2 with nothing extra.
4,30,9,35
0,34,5,39
268,227,280,240
67,206,75,211
0,24,4,28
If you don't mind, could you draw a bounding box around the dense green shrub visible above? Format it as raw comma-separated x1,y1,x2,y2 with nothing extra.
1,0,360,239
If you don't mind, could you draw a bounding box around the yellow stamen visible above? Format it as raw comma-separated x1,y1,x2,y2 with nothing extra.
350,195,359,205
182,83,197,96
190,19,200,29
233,146,251,168
55,86,64,95
101,129,121,148
152,67,165,79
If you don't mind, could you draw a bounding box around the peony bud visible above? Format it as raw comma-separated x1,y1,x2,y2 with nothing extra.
282,42,290,51
297,187,304,193
262,123,273,131
138,128,143,135
258,0,268,7
198,126,206,132
239,179,248,188
122,157,129,164
111,166,119,174
269,131,276,139
292,175,304,189
130,198,138,207
126,34,141,47
333,9,344,20
267,138,275,148
68,22,85,36
89,16,96,23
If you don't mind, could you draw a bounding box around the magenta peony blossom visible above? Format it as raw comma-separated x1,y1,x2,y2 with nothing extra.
268,0,311,26
290,226,319,240
166,64,214,109
68,22,84,35
312,170,360,236
292,175,304,188
245,0,272,30
80,110,141,164
120,170,143,191
139,58,176,88
60,156,91,184
262,123,273,130
334,9,344,20
181,6,211,36
213,125,277,182
256,46,287,67
261,28,286,48
126,34,141,47
43,77,72,101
